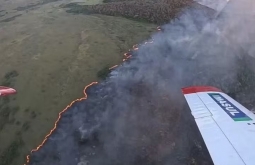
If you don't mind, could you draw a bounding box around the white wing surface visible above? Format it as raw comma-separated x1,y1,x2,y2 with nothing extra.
182,86,255,165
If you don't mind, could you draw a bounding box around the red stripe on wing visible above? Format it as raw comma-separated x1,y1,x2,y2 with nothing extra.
182,86,222,94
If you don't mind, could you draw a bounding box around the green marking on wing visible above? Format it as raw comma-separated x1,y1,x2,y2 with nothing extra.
233,117,252,121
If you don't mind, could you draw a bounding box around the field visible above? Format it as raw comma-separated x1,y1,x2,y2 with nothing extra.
0,0,158,164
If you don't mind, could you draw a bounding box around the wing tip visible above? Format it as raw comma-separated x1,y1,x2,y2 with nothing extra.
0,86,17,96
182,86,222,94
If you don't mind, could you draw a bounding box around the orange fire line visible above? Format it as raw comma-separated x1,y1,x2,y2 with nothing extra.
126,55,132,59
25,82,98,165
133,44,138,50
109,65,118,70
25,26,160,165
144,40,154,44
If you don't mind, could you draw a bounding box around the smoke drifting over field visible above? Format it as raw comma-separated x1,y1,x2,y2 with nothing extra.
28,1,255,165
195,0,228,11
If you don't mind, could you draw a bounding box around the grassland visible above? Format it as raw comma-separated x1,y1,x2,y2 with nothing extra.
0,0,157,164
64,0,192,24
63,0,215,25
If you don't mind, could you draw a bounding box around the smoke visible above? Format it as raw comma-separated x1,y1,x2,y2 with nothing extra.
29,1,255,165
194,0,229,12
217,0,255,57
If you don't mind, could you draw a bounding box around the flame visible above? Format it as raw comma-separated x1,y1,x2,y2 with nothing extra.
109,65,118,70
25,82,98,165
124,54,132,60
122,52,133,62
144,40,154,44
133,44,139,50
126,55,132,59
25,27,158,165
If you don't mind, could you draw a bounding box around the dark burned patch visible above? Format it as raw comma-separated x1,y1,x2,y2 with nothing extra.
0,14,22,23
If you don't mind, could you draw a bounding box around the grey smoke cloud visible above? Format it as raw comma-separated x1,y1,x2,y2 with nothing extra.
218,0,255,57
28,1,255,165
195,0,229,11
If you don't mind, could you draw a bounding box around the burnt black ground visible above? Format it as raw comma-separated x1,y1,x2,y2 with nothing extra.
27,2,255,165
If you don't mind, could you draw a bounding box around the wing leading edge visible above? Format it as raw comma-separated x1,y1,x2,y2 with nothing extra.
182,86,255,165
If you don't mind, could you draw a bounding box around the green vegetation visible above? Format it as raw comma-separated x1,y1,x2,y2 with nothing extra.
0,98,19,130
63,3,92,15
102,0,132,3
0,14,22,23
2,70,19,87
15,0,60,11
63,0,201,24
11,106,20,115
24,108,30,113
97,67,111,80
22,121,30,131
15,121,21,125
0,70,19,130
0,138,24,165
30,111,37,119
4,70,19,79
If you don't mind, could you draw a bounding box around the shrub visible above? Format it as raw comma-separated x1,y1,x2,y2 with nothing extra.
97,67,111,80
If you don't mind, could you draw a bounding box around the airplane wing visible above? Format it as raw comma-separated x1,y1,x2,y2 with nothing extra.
0,86,17,96
182,86,255,165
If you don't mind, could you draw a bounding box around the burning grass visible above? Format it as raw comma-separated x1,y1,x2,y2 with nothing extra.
63,0,215,24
